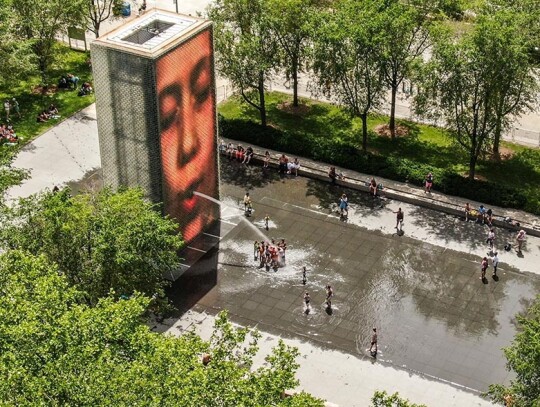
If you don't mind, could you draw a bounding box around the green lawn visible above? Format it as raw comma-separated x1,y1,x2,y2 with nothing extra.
0,43,95,151
219,91,540,208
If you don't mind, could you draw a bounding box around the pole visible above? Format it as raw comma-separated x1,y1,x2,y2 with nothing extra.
174,0,178,13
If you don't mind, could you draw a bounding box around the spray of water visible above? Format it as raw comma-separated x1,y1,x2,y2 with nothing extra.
193,191,270,241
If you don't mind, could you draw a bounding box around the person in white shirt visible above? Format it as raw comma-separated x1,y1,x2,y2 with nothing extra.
492,252,499,276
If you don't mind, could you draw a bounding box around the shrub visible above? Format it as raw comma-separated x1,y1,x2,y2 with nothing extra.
220,118,537,215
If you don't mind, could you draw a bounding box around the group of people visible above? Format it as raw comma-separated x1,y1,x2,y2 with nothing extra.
278,153,301,175
480,252,499,280
254,238,288,271
478,225,527,280
36,104,60,123
58,74,92,96
0,123,19,145
464,203,496,226
58,74,80,91
223,142,255,164
3,98,21,121
303,284,333,313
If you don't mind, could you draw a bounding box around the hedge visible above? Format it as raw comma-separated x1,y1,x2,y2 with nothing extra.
219,116,532,214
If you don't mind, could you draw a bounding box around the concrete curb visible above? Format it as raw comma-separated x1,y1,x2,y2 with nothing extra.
221,139,540,238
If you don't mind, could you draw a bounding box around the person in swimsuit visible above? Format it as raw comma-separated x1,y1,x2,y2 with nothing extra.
325,285,333,308
394,208,404,231
339,194,348,218
425,172,433,193
302,266,307,285
304,292,311,312
481,257,489,280
370,328,378,353
369,178,378,196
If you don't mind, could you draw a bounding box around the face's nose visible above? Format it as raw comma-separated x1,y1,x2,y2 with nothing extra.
179,98,199,166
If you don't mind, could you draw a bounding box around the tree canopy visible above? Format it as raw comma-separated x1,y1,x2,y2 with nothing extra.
488,295,540,406
413,9,536,179
208,0,279,126
311,0,386,151
0,187,183,307
10,0,85,84
0,250,324,406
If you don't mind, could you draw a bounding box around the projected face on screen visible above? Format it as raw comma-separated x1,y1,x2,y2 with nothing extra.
156,29,218,243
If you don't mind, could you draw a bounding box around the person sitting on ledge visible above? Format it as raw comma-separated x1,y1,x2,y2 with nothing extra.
235,144,245,161
278,153,288,174
328,166,337,184
287,157,300,176
242,146,254,164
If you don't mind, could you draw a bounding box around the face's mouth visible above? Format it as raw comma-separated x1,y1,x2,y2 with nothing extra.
177,178,204,213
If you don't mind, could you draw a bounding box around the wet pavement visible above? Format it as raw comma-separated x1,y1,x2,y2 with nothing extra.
170,159,540,393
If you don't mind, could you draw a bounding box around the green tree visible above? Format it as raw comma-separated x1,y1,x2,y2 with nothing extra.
414,19,516,179
207,0,279,126
371,391,426,407
378,0,432,139
488,295,540,406
11,0,85,84
0,250,324,406
477,9,537,160
0,0,35,86
311,0,386,151
0,150,28,202
0,187,183,305
266,0,314,107
85,0,123,38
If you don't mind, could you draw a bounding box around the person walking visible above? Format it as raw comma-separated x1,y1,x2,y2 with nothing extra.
424,172,433,193
486,228,495,251
253,240,259,261
264,214,270,230
325,285,333,308
492,252,499,276
369,328,378,354
243,192,251,212
3,99,10,121
516,229,526,252
304,292,311,312
394,208,404,231
339,194,348,218
11,98,20,119
481,257,489,280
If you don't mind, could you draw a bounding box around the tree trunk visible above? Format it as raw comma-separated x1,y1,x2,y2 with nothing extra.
468,153,477,180
390,84,397,140
292,59,298,107
492,116,502,161
258,72,267,127
360,113,368,151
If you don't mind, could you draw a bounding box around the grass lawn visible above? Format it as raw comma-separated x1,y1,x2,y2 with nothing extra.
0,43,95,152
219,91,540,208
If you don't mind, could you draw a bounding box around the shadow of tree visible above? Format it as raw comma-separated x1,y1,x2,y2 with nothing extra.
304,178,389,217
219,158,279,190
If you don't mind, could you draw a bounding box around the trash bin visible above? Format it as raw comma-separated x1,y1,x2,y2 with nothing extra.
120,2,131,17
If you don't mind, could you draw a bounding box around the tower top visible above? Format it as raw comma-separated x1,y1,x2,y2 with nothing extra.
92,9,211,58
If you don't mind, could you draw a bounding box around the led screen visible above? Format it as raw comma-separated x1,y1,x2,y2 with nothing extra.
156,28,219,244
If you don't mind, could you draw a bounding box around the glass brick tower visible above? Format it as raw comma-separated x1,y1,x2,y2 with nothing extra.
91,10,220,254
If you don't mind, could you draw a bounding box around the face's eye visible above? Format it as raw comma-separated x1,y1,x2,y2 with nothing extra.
159,84,182,131
190,57,211,107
